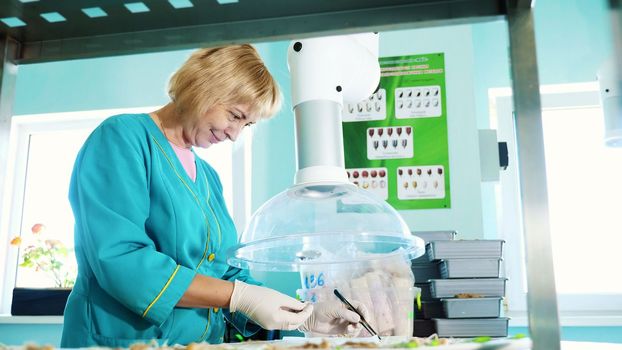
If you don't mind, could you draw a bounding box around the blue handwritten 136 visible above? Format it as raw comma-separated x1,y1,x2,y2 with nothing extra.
303,272,325,289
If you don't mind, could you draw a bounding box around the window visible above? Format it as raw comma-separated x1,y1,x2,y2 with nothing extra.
541,107,622,295
490,83,622,325
0,107,252,314
14,129,89,289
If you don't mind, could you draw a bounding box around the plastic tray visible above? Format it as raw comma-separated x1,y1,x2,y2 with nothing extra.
414,300,444,319
411,254,430,264
412,260,441,282
440,258,501,278
415,282,434,301
427,240,504,260
434,317,509,337
429,278,507,298
413,319,436,337
442,297,502,318
412,230,457,242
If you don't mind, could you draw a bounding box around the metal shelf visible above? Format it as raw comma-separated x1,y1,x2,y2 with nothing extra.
1,0,506,63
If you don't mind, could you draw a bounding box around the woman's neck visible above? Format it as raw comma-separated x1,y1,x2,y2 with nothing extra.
152,103,192,149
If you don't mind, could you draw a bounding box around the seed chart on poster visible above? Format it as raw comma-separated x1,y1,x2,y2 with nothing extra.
343,53,451,210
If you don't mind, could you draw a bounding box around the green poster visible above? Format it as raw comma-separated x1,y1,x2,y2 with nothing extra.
342,53,450,210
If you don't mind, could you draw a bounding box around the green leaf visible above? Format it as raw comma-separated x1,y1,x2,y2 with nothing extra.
16,236,77,288
393,342,418,348
472,336,492,343
512,333,527,339
19,261,33,267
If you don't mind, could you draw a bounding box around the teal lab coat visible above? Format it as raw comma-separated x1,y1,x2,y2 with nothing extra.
61,114,258,348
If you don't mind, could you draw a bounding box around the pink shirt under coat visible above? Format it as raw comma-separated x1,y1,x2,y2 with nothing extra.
169,142,196,182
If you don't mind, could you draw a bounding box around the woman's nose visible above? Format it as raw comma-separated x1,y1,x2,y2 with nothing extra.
226,124,242,142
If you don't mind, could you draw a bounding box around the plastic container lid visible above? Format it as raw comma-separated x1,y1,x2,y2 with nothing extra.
227,182,425,271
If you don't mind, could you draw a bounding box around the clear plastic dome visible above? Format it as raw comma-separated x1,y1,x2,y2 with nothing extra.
227,182,425,271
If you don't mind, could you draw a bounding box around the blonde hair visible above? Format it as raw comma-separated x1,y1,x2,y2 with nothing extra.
168,44,282,121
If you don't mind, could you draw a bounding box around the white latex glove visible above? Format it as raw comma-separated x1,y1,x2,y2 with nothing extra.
299,300,370,337
229,280,313,330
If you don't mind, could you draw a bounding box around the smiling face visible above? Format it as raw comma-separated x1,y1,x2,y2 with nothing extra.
184,103,259,148
168,45,283,148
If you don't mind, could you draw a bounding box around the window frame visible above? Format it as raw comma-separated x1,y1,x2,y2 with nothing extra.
0,107,253,314
489,82,622,326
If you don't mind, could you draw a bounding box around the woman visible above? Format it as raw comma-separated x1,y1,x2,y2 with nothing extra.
61,45,368,347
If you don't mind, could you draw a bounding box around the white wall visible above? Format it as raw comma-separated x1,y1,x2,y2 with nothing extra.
380,25,485,239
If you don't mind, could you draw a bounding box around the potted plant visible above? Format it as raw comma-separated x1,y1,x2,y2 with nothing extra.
9,223,75,315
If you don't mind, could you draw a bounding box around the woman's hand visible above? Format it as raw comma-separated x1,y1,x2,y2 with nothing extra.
298,300,369,337
229,280,313,330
